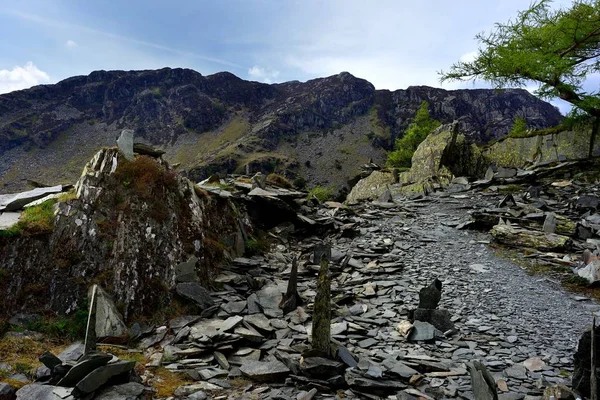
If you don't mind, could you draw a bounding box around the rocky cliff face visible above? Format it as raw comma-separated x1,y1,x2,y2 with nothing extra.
0,68,562,194
0,148,249,319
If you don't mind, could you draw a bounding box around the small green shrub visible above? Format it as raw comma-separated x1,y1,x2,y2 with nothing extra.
508,116,528,138
25,303,88,340
307,186,333,202
386,101,441,168
565,275,589,286
151,87,162,99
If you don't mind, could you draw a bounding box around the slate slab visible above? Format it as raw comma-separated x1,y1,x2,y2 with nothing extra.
176,283,215,310
239,360,290,382
74,360,135,395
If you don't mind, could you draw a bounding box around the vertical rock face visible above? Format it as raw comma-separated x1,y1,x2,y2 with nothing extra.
0,148,250,318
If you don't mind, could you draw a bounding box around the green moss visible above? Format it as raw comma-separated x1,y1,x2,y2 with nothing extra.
307,186,333,202
0,199,57,237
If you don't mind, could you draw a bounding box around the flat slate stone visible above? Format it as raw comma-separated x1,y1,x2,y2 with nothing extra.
57,352,113,387
408,321,436,342
74,361,135,395
176,283,215,310
15,384,59,400
1,186,63,212
239,360,290,382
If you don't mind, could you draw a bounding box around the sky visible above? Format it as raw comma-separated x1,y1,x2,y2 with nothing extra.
0,0,586,113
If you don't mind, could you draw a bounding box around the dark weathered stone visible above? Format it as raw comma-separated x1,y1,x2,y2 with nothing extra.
413,308,455,332
469,361,498,400
573,328,600,398
345,369,406,392
176,283,215,310
279,257,302,314
418,279,442,309
57,352,113,387
39,351,62,370
74,360,135,395
336,344,358,368
312,257,331,355
577,195,600,210
0,383,16,400
133,142,165,157
300,357,345,378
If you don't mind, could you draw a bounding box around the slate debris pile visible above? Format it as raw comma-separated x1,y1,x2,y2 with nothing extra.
456,161,600,284
12,342,149,400
104,191,596,399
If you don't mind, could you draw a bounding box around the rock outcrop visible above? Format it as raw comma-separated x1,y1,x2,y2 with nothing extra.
484,128,600,168
346,122,486,202
0,68,561,194
0,147,250,318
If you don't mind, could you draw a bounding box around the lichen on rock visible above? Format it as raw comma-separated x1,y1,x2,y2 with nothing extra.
0,147,251,320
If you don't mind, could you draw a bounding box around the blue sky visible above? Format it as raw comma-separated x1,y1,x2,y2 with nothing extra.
0,0,584,113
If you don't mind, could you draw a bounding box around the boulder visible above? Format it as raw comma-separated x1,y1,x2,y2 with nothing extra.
345,171,396,204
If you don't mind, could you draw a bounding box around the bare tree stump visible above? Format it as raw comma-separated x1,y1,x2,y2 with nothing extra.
312,256,331,356
279,257,302,314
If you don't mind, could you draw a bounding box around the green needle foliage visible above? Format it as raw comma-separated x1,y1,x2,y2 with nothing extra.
387,101,441,168
440,0,600,154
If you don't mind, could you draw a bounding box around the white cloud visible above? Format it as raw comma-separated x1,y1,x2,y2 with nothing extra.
0,62,50,94
248,65,280,84
459,51,478,63
65,39,78,48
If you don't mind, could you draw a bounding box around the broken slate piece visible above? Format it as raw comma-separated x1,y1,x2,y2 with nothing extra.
176,283,215,310
408,321,436,342
74,360,135,395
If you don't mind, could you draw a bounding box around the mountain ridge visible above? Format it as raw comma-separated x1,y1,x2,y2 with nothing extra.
0,67,562,194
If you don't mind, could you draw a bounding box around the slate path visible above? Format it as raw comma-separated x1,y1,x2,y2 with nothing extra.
337,193,598,397
137,191,600,399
